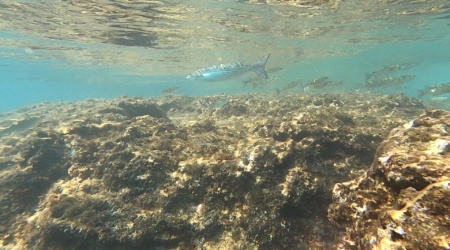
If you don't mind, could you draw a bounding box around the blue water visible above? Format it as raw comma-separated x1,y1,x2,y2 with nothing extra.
1,4,450,112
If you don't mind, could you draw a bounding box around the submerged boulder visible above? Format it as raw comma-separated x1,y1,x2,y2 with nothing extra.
328,109,450,249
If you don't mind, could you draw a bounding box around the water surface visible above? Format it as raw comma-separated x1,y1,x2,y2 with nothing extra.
0,0,449,111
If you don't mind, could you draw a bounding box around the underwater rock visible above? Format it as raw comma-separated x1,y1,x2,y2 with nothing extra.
328,109,450,249
117,99,168,119
0,116,41,137
214,101,248,117
0,92,429,249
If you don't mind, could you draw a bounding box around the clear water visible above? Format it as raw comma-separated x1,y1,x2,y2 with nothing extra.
1,0,450,112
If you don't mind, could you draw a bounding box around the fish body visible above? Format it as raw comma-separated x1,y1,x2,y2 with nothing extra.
366,62,419,80
309,77,329,86
162,86,180,94
417,82,450,97
301,77,344,92
186,54,270,82
305,80,343,91
385,62,419,71
306,77,342,89
276,80,303,95
365,75,416,88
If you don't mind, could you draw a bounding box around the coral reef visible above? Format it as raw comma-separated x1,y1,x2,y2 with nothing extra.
328,109,450,249
0,92,433,249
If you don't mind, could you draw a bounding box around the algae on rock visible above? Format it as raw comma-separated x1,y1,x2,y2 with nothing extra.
0,93,433,249
328,109,450,249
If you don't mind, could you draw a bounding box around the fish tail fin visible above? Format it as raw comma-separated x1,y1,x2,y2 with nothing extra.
253,54,270,79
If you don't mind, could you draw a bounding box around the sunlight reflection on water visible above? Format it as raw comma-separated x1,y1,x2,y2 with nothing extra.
0,0,448,74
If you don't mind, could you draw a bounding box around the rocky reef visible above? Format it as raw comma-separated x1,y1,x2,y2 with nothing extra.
1,92,446,249
328,109,450,249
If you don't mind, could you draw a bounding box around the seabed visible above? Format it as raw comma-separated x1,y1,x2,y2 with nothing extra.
0,92,449,249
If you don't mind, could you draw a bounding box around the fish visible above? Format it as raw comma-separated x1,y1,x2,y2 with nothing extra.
305,77,343,89
417,82,450,97
304,81,344,92
309,77,330,86
161,86,180,94
186,54,270,82
365,75,416,88
384,62,419,71
301,77,344,93
366,62,419,81
275,80,303,95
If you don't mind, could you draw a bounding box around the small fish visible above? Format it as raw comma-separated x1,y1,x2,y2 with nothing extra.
366,62,419,81
302,77,344,93
309,77,330,86
417,82,450,97
304,81,344,92
385,62,419,71
161,86,180,94
305,77,343,89
365,75,416,88
276,80,303,95
186,54,270,82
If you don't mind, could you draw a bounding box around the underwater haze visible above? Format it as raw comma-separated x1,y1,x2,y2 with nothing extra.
0,0,450,111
